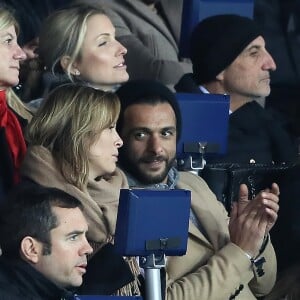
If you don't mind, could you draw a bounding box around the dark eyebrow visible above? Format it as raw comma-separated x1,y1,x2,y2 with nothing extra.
162,126,176,132
65,230,85,238
129,126,176,135
129,127,152,135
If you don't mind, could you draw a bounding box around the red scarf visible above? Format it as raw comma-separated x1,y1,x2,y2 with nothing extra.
0,90,26,184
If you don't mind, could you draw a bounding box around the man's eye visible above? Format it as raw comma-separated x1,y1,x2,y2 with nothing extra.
69,235,78,241
134,132,146,139
250,51,259,57
162,130,174,137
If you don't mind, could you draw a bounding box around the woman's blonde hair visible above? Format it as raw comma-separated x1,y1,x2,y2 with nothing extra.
39,3,107,82
26,83,120,189
0,6,19,34
0,6,32,120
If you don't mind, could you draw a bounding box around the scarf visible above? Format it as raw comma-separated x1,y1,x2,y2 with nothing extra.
125,166,179,189
21,145,128,244
0,90,26,184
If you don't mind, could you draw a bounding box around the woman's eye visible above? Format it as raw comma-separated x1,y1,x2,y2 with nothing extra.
98,41,107,47
4,38,12,45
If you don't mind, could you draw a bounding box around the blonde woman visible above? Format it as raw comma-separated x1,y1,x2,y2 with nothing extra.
0,6,32,196
21,83,141,296
22,83,124,245
39,3,128,93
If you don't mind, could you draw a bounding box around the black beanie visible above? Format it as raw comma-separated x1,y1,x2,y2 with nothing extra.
116,79,182,140
190,14,262,84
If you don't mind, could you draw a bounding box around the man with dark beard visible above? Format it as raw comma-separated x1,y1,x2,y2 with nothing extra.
116,79,280,300
116,79,180,186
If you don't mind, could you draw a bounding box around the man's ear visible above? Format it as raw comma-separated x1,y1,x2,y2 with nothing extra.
60,55,80,76
20,236,43,264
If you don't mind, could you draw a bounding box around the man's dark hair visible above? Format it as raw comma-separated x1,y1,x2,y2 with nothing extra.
0,182,83,258
116,79,182,140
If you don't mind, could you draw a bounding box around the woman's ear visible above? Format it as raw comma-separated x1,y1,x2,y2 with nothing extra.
20,236,43,264
60,55,80,76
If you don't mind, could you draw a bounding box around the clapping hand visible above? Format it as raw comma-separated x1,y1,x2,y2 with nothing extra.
229,183,280,257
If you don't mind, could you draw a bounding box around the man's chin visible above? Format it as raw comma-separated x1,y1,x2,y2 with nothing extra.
144,174,164,184
136,168,169,185
140,162,165,175
135,159,175,185
120,157,173,185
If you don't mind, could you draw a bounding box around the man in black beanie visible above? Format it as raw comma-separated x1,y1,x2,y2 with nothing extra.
175,14,298,165
116,79,280,300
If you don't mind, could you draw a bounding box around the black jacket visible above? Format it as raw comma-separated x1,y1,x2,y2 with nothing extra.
220,100,298,164
0,257,75,300
175,73,298,164
0,240,136,298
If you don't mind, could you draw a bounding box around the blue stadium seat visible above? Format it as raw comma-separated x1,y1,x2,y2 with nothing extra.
176,93,230,167
114,189,191,257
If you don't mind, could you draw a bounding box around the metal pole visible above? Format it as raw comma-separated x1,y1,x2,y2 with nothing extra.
139,254,166,300
144,268,162,300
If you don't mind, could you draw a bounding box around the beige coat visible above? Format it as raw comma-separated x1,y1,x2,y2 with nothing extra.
20,146,128,244
165,171,277,300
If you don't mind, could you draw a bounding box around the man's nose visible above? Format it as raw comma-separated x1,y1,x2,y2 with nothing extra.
263,50,276,71
80,238,93,256
148,135,163,154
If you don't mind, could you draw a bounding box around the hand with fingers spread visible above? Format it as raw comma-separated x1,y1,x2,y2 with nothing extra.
229,183,280,257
